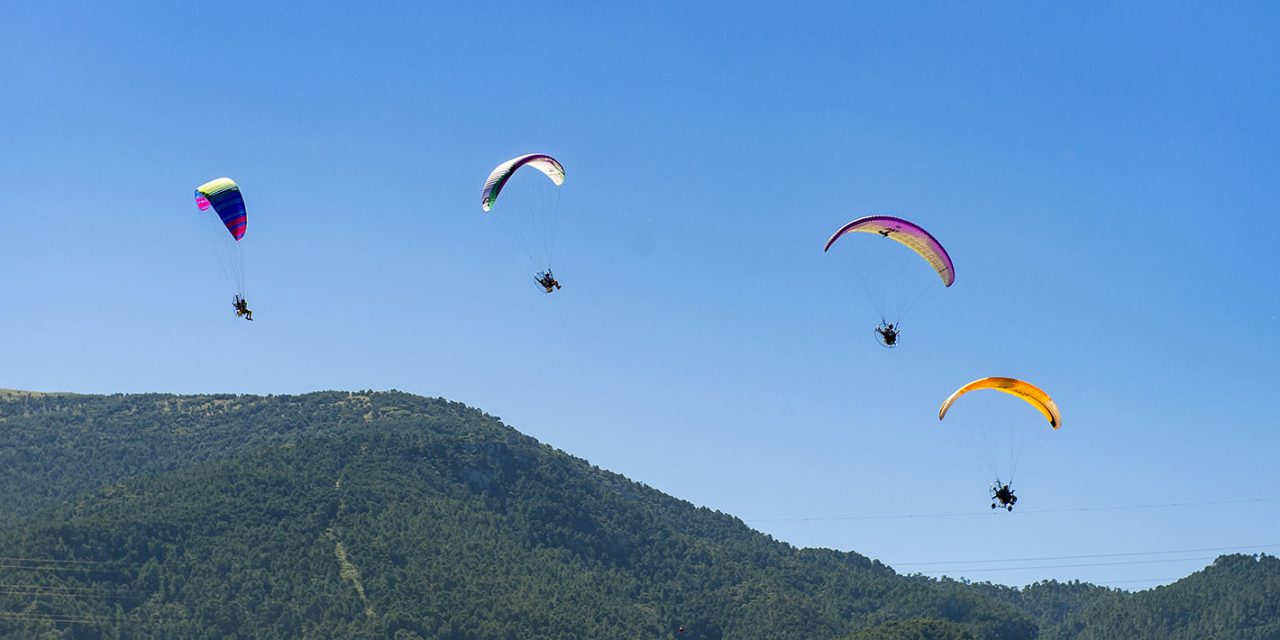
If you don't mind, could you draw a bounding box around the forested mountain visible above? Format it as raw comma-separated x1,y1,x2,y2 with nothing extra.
0,390,1274,639
1066,555,1280,639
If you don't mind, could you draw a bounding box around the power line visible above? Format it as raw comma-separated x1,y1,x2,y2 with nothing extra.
0,563,124,574
0,587,127,600
746,497,1280,523
1010,498,1280,516
914,555,1218,575
1092,577,1179,586
0,582,122,593
0,556,120,566
891,542,1280,567
0,611,117,625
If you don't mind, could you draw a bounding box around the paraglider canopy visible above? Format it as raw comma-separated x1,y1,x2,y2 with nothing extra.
479,153,568,286
193,176,249,300
481,154,565,212
195,177,247,241
824,215,954,287
938,377,1061,429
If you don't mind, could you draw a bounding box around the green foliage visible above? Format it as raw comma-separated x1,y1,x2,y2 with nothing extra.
968,579,1127,639
0,391,1275,639
1070,554,1280,640
839,617,977,639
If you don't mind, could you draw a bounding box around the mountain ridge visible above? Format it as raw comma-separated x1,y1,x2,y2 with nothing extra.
0,390,1274,639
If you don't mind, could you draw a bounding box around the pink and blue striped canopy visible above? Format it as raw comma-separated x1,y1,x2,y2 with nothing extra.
194,177,247,241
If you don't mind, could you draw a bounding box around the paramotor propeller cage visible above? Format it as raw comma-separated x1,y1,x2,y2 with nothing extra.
990,482,1018,511
874,323,900,348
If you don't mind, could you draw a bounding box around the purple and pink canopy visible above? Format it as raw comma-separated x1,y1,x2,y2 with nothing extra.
824,215,954,287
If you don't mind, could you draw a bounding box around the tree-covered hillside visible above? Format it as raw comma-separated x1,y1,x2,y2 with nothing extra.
0,390,1275,639
1069,554,1280,640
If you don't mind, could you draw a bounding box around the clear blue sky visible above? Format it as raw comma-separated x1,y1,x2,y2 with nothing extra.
2,1,1278,590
